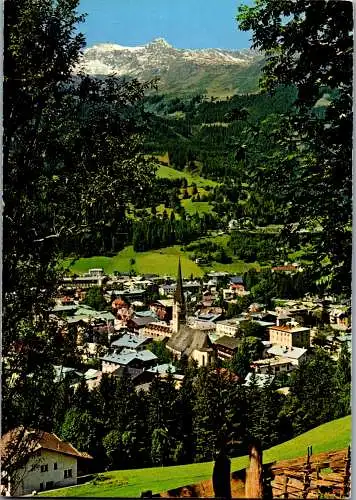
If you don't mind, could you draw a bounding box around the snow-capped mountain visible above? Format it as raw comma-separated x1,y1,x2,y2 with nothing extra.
74,38,263,95
75,38,260,76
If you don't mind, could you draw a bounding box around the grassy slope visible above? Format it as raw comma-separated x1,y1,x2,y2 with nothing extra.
62,246,204,277
181,199,213,215
43,415,351,498
156,164,217,188
62,241,259,277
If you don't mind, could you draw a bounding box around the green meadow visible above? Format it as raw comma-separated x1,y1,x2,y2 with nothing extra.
156,164,218,188
61,243,259,277
62,246,204,277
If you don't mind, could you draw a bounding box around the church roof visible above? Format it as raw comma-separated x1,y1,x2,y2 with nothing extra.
167,325,213,357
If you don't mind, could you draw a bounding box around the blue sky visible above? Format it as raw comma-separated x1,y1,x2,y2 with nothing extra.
78,0,253,50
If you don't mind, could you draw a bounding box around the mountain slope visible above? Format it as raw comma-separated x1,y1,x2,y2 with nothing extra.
75,38,263,96
42,415,351,497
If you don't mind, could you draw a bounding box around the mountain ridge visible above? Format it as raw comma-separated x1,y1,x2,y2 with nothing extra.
74,37,263,96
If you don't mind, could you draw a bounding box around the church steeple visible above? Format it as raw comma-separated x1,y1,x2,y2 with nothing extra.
172,257,187,333
174,257,185,306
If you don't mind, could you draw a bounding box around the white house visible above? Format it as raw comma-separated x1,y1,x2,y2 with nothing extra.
0,428,92,496
251,357,295,375
266,345,308,366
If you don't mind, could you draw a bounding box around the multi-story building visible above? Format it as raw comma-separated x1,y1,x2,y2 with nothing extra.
215,318,242,338
266,345,308,366
141,322,172,339
251,357,295,375
268,324,310,348
213,335,241,360
101,349,158,373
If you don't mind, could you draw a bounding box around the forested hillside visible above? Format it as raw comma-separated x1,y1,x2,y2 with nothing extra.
143,85,298,180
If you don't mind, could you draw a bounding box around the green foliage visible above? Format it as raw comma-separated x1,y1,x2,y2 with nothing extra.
72,378,91,412
3,0,156,442
186,240,232,264
146,341,173,365
83,286,107,311
229,232,281,263
249,268,318,305
333,343,351,418
192,368,220,462
60,409,98,454
224,297,251,319
284,349,340,435
102,430,121,469
151,428,171,466
132,213,215,252
244,373,284,449
228,337,263,379
192,369,245,463
91,373,118,432
239,320,265,340
3,359,56,433
237,0,352,294
51,378,74,434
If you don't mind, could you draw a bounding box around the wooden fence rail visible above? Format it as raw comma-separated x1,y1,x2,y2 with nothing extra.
270,446,351,499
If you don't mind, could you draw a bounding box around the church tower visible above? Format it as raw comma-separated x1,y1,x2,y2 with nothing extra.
172,257,187,333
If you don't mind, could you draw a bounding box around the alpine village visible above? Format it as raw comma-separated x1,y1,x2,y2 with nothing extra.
2,1,352,499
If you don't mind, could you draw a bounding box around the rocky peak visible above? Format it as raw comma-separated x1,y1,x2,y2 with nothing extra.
73,39,263,94
146,37,173,49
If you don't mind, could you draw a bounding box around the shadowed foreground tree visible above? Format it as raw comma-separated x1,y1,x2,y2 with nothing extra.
2,0,156,467
237,0,352,295
212,450,231,500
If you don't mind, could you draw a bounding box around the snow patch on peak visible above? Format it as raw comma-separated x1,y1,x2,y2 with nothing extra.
85,43,145,53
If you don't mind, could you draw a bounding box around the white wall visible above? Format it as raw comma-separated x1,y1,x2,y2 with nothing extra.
10,449,77,496
216,322,238,337
191,349,211,367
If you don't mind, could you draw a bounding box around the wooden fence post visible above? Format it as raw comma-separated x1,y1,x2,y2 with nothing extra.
302,446,311,500
342,445,351,498
245,440,263,500
283,475,289,499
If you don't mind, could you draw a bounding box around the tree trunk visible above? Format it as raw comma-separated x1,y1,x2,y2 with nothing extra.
212,450,231,500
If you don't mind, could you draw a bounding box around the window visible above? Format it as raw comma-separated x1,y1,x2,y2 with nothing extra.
40,464,48,473
64,469,73,479
53,463,58,470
